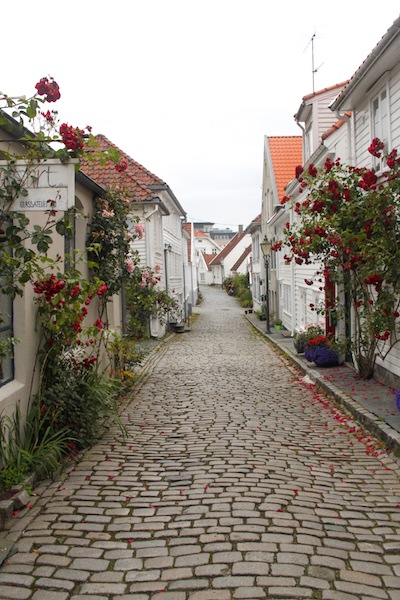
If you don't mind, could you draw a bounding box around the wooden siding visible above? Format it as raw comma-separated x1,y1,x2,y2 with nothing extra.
390,71,400,148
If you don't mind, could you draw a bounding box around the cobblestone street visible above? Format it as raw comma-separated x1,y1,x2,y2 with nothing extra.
1,285,400,600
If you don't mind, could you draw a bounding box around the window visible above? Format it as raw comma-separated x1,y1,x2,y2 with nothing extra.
300,289,307,327
282,283,292,315
200,273,205,282
372,87,388,169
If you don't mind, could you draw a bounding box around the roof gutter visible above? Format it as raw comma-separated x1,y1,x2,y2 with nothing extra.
130,198,170,216
148,183,186,218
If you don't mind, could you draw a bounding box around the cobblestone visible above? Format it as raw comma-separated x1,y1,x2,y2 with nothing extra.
0,286,399,598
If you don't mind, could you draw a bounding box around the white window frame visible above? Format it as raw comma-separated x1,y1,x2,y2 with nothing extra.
371,84,390,170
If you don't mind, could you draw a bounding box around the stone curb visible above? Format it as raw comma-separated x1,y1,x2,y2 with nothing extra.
245,314,400,457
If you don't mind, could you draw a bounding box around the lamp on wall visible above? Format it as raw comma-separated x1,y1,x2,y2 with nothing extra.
260,236,272,334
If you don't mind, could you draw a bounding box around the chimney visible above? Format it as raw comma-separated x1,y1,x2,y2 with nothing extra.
238,224,243,234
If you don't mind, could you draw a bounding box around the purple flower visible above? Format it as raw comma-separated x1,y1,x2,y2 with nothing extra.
395,390,400,411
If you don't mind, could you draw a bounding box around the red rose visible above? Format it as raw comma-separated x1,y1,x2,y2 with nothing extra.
368,137,384,158
308,163,317,177
295,165,304,180
59,123,85,151
35,77,61,103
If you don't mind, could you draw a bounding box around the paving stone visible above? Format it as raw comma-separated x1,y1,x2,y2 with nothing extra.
1,286,400,598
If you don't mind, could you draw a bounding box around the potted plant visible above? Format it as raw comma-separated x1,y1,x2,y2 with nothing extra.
304,335,339,367
274,318,282,331
293,324,324,354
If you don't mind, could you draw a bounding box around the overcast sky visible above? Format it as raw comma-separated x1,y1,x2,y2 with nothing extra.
2,1,399,230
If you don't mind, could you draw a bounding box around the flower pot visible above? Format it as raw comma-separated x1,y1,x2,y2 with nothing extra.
275,325,281,330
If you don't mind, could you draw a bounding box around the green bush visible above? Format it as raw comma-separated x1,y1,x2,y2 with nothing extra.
227,274,253,308
39,354,124,449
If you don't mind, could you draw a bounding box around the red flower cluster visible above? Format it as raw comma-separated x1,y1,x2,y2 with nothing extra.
70,285,80,298
35,77,61,102
375,331,390,341
59,123,85,151
115,159,128,173
270,241,283,252
324,157,334,173
386,149,399,169
308,163,318,177
364,273,383,292
41,110,55,124
34,274,65,301
368,138,385,158
313,225,327,238
295,165,304,180
94,319,104,330
96,284,107,296
308,335,328,347
359,170,378,191
280,195,290,205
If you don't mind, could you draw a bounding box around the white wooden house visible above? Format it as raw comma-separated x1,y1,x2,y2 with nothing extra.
81,135,188,337
261,136,303,324
0,114,119,419
209,227,252,285
330,15,400,385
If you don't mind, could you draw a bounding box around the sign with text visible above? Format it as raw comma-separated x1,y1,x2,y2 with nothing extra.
0,159,77,211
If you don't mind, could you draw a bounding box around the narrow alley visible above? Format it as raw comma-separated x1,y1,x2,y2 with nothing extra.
1,285,400,600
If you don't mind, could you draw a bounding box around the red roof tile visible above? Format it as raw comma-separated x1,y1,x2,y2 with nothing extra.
321,111,352,141
302,81,349,102
80,134,162,203
203,254,215,270
267,137,303,201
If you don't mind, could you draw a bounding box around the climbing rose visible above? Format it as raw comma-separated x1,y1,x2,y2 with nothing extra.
135,224,145,239
59,123,85,151
368,137,385,158
360,170,378,190
295,165,304,180
308,163,318,177
35,77,61,102
96,284,107,296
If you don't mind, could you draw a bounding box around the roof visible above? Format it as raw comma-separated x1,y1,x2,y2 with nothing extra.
331,16,400,111
294,81,349,123
209,231,246,266
301,81,350,103
321,111,352,141
203,254,215,270
194,230,208,237
231,245,252,272
267,137,303,200
80,135,159,203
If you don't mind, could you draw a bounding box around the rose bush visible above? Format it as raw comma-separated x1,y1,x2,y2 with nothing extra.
277,140,400,378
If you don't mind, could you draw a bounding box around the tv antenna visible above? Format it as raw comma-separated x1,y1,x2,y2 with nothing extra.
304,32,324,93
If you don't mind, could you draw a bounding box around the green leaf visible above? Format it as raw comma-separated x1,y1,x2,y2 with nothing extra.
26,99,38,120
